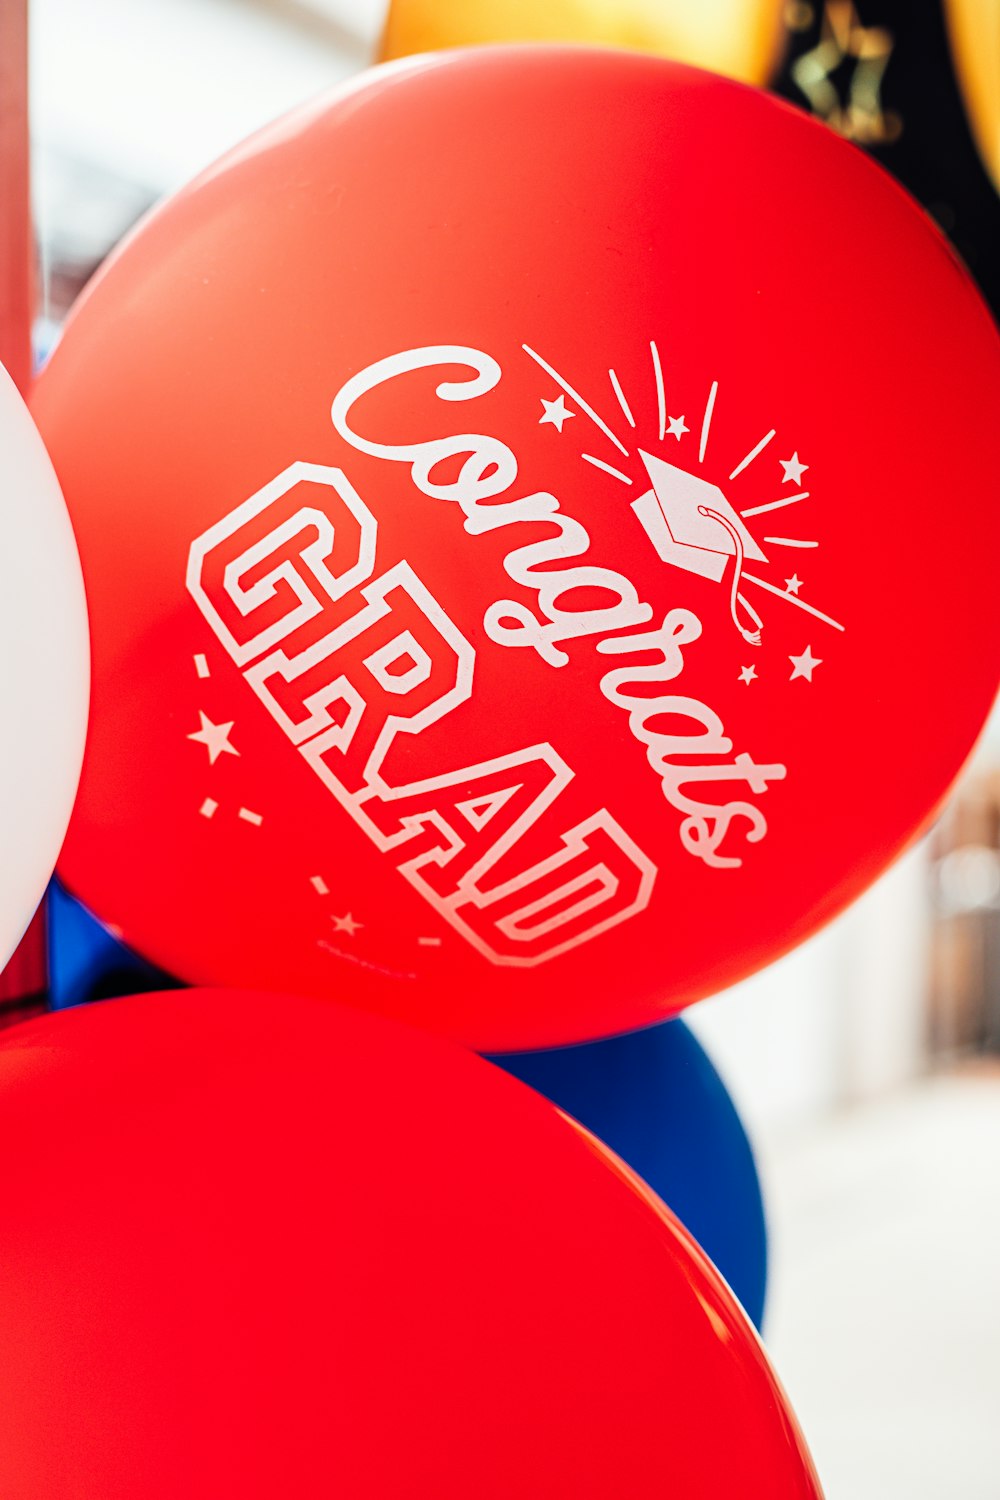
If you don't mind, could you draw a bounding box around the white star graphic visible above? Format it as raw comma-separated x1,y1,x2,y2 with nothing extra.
789,645,822,682
667,414,689,441
780,452,809,486
539,395,574,433
738,665,758,685
187,710,240,765
785,574,803,595
332,912,363,936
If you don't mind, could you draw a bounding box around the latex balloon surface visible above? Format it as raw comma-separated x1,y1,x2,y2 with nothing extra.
43,881,769,1320
0,990,822,1498
33,49,1000,1050
0,361,88,968
379,0,787,86
494,1018,768,1327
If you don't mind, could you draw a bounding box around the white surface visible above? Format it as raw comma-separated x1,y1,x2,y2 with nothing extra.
30,0,371,195
0,363,89,965
761,1071,1000,1500
688,843,931,1127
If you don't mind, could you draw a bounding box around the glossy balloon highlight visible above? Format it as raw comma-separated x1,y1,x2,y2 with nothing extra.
32,48,1000,1049
0,990,821,1497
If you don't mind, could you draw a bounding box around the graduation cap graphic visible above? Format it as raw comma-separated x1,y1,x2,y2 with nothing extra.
519,339,844,647
631,450,768,580
631,449,767,644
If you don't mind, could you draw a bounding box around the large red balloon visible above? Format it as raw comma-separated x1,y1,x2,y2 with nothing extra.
0,990,821,1497
33,49,1000,1049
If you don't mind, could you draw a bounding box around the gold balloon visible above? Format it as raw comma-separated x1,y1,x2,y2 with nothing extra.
943,0,1000,192
379,0,788,87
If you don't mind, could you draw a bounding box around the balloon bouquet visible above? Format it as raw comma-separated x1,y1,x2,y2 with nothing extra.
2,41,998,1498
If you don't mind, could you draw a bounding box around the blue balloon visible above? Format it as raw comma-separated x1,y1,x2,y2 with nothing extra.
46,880,177,1010
46,883,766,1322
490,1022,767,1329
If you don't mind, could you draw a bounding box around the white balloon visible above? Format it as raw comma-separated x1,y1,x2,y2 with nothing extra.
0,360,89,969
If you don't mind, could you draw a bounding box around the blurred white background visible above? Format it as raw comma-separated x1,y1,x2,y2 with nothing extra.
26,2,1000,1493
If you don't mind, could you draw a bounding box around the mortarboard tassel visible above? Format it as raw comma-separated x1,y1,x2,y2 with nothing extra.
699,505,763,645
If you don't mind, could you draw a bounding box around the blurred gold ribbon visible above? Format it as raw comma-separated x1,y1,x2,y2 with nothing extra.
942,0,1000,191
378,0,788,87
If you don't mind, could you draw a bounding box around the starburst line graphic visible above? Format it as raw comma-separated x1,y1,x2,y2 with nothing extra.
522,344,629,457
609,368,636,427
699,380,718,463
582,453,632,485
521,342,847,639
651,340,666,441
729,429,776,481
742,573,845,631
740,491,809,519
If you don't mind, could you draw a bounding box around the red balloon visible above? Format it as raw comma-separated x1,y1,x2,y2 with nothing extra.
0,990,821,1497
33,49,1000,1049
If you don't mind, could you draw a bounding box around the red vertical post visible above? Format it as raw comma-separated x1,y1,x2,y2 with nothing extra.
0,0,48,1025
0,0,31,390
